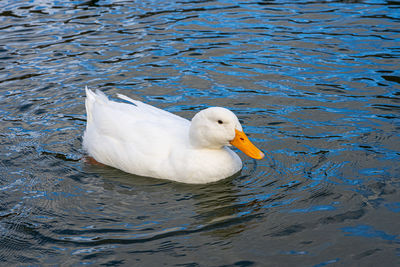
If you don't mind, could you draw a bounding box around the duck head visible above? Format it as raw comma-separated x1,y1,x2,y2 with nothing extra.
189,107,264,159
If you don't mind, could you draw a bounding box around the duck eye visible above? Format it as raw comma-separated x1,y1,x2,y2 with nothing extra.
217,120,223,124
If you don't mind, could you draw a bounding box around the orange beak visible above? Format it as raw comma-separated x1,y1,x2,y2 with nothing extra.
229,129,265,160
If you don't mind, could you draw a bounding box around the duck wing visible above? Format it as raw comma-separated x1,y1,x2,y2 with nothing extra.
83,87,190,162
116,93,187,124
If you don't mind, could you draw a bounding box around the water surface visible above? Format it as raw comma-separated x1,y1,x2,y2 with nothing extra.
1,0,399,266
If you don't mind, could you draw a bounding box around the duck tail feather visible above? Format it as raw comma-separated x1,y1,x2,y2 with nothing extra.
85,86,110,123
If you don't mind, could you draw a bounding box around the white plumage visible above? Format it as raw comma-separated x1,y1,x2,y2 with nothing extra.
83,87,264,184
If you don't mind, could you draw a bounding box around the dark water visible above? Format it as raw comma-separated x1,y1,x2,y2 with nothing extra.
1,0,400,265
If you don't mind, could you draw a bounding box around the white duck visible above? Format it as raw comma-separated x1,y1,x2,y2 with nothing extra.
83,87,264,184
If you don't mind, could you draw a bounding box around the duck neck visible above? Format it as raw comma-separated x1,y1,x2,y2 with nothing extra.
189,123,224,150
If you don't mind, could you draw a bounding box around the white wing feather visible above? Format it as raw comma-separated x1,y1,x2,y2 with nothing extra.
83,88,190,175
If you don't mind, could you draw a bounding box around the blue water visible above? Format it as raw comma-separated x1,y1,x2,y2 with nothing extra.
1,0,399,265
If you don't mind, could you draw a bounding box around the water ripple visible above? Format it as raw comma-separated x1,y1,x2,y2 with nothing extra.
0,0,399,265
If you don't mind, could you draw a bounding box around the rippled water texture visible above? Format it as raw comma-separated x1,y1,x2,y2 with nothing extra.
1,0,400,265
